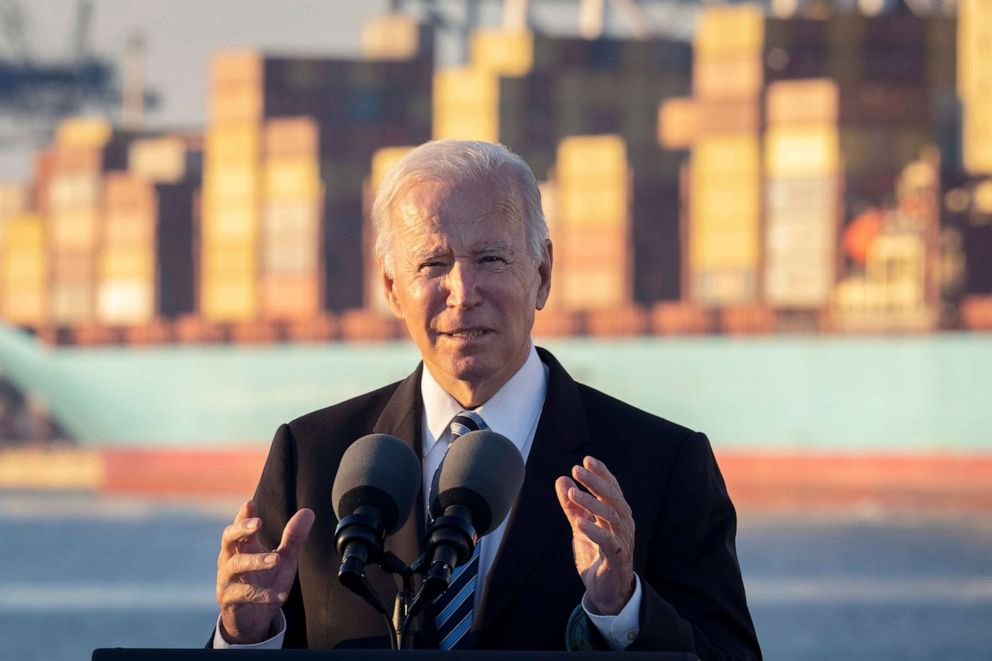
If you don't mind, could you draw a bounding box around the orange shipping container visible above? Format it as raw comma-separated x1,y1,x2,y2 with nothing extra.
361,13,422,60
556,226,629,265
766,79,839,126
210,50,263,87
51,281,94,323
693,56,763,100
264,117,318,159
260,274,321,320
557,266,629,310
50,209,100,250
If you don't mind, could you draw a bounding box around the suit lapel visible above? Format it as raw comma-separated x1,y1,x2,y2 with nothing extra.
472,348,592,639
372,362,426,577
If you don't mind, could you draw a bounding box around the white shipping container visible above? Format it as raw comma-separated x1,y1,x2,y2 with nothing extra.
97,279,154,324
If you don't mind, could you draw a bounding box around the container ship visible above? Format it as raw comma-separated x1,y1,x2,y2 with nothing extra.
0,3,990,510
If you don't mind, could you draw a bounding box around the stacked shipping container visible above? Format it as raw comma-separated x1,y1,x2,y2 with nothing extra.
763,79,841,308
48,118,112,325
686,5,765,307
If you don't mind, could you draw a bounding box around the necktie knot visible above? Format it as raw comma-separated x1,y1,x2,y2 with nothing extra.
449,410,485,439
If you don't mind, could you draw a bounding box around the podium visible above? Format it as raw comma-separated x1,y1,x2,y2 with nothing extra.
93,651,699,660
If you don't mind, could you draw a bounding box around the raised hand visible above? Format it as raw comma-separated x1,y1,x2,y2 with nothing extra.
216,500,315,644
555,456,635,615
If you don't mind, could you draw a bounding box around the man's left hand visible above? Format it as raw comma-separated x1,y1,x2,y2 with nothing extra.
555,456,635,615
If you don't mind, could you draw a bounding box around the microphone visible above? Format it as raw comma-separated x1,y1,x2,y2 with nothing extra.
423,430,525,597
332,433,421,591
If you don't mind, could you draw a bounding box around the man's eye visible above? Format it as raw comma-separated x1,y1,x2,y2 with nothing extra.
420,261,446,272
480,255,506,265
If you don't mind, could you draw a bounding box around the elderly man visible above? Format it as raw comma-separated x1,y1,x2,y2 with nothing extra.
213,140,761,658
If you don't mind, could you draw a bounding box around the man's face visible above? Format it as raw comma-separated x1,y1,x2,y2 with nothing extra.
382,177,551,406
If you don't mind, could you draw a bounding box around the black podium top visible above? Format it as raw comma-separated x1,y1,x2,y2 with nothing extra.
93,650,699,661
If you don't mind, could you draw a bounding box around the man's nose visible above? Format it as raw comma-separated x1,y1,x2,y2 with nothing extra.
445,261,481,308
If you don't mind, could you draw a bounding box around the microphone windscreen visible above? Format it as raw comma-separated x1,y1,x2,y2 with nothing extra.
437,430,525,535
332,433,421,534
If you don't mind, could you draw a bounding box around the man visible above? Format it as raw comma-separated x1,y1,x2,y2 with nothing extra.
213,140,761,658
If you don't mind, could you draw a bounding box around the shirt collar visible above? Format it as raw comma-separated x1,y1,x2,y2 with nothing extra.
420,342,547,457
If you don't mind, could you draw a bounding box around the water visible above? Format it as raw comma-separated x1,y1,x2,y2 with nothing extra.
1,492,991,660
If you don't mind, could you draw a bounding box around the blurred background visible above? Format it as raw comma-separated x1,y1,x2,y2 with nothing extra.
0,0,990,659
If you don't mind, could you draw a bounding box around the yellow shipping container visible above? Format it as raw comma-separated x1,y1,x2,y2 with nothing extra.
264,159,321,201
557,135,628,184
3,214,45,249
557,185,628,228
201,278,257,322
434,67,498,107
470,29,533,77
963,97,992,175
201,243,257,276
432,110,499,143
658,98,698,149
3,253,46,282
958,0,990,100
264,117,318,159
692,134,761,178
50,209,100,250
203,162,260,200
129,137,187,183
361,13,421,60
56,117,112,148
206,125,261,164
99,247,154,279
201,202,259,243
765,127,840,178
691,228,760,271
371,147,414,192
694,5,765,58
97,278,154,325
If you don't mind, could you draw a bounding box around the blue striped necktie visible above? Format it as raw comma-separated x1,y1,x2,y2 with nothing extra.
431,410,486,650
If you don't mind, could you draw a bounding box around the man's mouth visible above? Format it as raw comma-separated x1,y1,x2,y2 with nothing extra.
442,329,489,338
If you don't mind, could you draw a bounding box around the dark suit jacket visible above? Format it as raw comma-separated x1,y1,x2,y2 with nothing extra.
249,348,761,659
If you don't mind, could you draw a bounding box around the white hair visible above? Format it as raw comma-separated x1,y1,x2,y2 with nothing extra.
371,139,548,276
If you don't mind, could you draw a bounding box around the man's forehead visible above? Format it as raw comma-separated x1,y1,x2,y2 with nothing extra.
393,178,525,230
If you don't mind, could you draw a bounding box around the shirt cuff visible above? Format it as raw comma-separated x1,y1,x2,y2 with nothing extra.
212,610,286,649
581,574,642,650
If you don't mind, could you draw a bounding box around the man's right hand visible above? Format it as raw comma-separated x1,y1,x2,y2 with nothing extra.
216,499,315,645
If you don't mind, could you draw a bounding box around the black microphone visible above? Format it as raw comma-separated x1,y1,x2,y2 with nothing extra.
423,430,525,597
332,433,421,591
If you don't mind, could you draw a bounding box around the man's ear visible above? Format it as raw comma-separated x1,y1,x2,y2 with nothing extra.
382,267,404,319
535,239,553,311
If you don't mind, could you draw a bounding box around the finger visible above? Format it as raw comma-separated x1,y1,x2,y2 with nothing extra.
224,550,281,579
233,499,255,524
555,477,589,523
574,459,627,511
220,582,289,607
575,516,623,555
276,508,315,559
567,486,619,525
221,516,263,558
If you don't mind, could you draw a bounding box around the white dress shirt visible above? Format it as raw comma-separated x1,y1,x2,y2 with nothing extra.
215,342,640,649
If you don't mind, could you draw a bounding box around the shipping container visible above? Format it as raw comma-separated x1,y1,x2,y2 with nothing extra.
264,117,318,159
471,29,533,77
361,13,424,60
694,5,765,59
128,136,190,183
56,117,112,148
